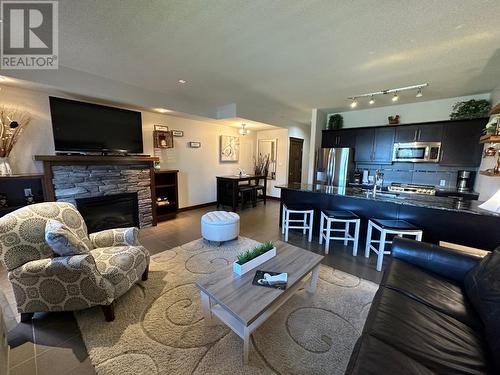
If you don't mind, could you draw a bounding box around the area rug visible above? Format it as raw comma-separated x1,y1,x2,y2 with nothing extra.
75,237,378,375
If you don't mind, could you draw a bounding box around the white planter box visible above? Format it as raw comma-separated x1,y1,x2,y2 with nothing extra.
232,247,277,276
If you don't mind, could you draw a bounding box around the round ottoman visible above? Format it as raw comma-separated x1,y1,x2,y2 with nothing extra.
201,211,240,243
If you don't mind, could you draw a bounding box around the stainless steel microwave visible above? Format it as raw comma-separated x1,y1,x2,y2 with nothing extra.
392,142,441,163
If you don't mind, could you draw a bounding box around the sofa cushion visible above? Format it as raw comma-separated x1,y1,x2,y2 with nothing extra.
45,219,91,256
382,259,482,329
345,335,435,375
465,249,500,371
364,287,493,374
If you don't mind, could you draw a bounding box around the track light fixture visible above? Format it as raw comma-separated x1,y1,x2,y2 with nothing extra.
347,83,428,109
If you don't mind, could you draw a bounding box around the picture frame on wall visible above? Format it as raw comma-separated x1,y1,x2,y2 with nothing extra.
154,125,169,132
188,141,201,148
153,129,173,148
219,135,239,162
172,130,184,137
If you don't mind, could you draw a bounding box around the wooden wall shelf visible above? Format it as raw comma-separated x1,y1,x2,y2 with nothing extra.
479,170,500,177
479,135,500,144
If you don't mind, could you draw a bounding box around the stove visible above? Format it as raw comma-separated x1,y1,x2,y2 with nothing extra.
388,183,436,195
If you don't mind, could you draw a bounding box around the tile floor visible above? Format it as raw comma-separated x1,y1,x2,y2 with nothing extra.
0,200,388,375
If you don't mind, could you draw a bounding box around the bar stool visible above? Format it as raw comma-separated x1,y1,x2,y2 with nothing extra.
319,210,361,255
365,218,423,271
282,204,314,242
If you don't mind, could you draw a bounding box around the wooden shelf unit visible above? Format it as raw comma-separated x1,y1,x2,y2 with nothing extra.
153,170,179,224
0,174,47,217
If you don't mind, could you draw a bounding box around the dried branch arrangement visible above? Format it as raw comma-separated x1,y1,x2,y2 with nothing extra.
254,153,270,176
0,107,31,158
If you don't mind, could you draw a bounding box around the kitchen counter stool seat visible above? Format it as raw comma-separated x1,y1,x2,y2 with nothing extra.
320,210,361,255
365,218,422,271
282,204,314,242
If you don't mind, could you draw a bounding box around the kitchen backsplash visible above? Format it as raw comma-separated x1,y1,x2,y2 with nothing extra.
354,162,477,189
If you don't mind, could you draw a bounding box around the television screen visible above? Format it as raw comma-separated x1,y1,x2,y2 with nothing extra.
49,96,143,153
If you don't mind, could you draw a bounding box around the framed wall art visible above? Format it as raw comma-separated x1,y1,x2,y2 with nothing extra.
220,135,239,162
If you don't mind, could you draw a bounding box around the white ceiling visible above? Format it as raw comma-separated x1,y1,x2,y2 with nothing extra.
11,1,500,126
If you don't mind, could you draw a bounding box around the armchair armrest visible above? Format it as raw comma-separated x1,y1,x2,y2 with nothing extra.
392,237,483,284
89,227,140,248
9,254,114,305
11,254,96,278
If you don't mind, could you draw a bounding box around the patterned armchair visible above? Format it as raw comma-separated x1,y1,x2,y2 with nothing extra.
0,202,149,322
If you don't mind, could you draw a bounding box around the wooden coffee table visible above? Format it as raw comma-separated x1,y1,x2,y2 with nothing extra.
196,243,323,364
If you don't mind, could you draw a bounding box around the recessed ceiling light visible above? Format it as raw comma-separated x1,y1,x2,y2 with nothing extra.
350,98,358,108
154,108,171,113
369,96,375,105
392,93,399,102
178,79,187,84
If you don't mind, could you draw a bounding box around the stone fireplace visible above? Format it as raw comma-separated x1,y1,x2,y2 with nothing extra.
35,156,159,228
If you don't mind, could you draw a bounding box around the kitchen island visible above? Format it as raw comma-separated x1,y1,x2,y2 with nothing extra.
278,183,500,250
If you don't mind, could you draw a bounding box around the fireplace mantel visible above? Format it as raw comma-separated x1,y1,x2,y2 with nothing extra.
35,155,159,164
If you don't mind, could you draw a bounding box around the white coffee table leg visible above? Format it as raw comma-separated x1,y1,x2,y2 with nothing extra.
308,264,320,293
243,326,251,364
200,290,213,324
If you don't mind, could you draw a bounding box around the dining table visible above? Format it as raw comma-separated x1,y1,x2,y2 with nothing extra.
216,174,267,211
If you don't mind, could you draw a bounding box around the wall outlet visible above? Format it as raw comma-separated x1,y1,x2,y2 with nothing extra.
24,188,32,197
439,180,446,187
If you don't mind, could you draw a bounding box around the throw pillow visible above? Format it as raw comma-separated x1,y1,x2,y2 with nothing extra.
464,248,500,370
45,219,91,256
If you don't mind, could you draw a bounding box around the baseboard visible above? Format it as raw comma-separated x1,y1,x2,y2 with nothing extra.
178,201,217,212
266,196,280,201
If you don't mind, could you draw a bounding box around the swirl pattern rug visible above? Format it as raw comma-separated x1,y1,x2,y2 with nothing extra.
75,237,377,375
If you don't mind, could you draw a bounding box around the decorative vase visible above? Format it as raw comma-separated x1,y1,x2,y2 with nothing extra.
0,158,12,176
232,247,277,276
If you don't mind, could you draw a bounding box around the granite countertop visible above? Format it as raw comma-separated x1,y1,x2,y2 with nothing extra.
277,183,499,217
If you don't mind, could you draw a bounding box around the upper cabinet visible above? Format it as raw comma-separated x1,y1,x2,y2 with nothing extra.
354,127,395,164
440,120,485,166
321,129,356,148
395,124,443,143
322,118,486,167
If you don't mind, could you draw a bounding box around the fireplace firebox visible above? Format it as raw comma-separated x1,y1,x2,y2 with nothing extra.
76,193,139,233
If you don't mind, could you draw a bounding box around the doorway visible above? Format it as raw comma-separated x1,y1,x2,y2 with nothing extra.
288,137,304,184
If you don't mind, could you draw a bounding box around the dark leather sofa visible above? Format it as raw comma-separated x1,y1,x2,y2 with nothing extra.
345,237,499,375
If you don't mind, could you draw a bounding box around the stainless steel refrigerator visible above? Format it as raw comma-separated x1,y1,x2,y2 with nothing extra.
314,148,354,187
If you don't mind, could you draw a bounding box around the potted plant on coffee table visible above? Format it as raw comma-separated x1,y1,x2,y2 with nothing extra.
233,241,276,276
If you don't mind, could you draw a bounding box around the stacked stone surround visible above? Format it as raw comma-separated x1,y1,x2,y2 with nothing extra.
51,164,153,228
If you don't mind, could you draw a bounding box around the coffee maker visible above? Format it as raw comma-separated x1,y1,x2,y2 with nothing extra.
456,170,475,192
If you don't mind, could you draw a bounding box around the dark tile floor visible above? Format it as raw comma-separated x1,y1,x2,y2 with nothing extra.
0,200,388,375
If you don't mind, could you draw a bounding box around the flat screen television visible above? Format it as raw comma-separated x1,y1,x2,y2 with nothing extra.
49,96,143,153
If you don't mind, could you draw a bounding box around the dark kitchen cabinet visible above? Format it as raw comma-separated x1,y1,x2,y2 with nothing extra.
395,124,443,143
355,127,394,164
372,127,395,163
440,120,485,166
354,128,375,162
322,129,356,148
418,124,443,142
